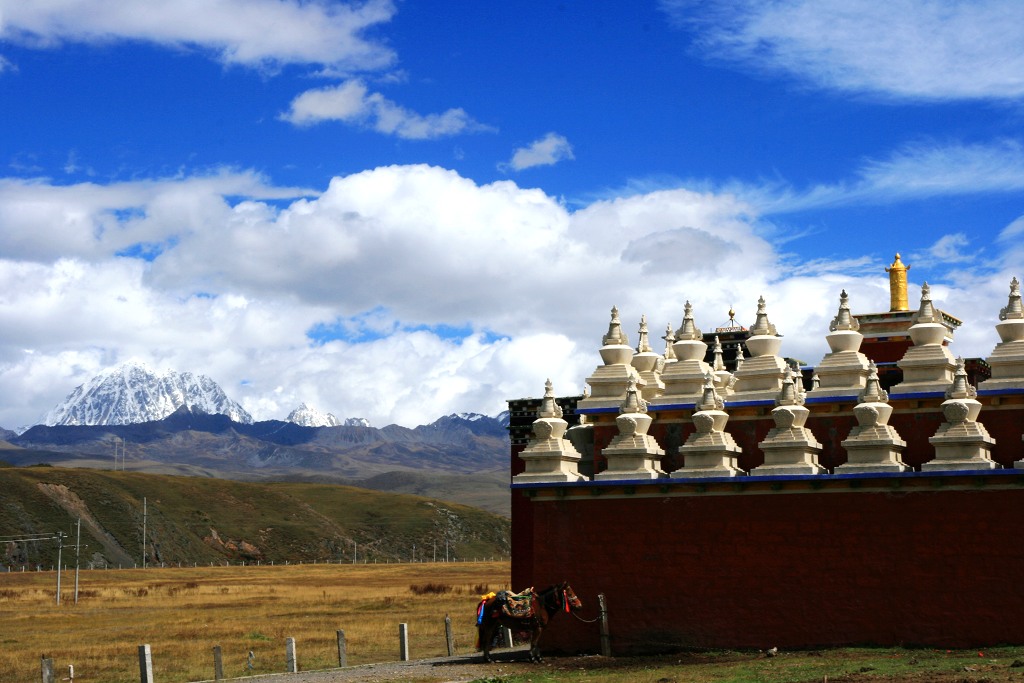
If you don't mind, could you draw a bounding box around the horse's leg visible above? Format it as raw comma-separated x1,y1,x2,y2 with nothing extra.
479,620,493,663
530,625,543,662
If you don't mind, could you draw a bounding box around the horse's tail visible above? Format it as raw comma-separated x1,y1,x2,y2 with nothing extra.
475,597,491,650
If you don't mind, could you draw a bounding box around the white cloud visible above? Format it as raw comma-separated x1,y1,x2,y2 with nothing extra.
906,234,977,268
0,163,1017,431
749,140,1024,214
0,170,314,262
664,0,1024,101
506,133,575,171
282,79,489,139
0,0,397,71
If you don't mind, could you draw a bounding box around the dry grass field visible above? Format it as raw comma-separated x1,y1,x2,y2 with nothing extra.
0,560,510,682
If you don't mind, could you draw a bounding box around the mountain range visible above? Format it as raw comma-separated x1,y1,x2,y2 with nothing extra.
1,362,516,515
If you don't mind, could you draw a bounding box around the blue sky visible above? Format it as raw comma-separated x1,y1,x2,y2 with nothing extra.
2,0,1024,429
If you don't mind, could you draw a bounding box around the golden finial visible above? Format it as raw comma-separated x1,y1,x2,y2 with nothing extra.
885,253,911,312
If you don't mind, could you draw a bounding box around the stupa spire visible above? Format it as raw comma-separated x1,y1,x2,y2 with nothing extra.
619,378,648,415
712,335,726,372
675,301,702,341
602,306,629,346
538,378,563,419
635,314,653,354
859,361,888,404
829,289,860,332
1000,277,1024,321
662,324,677,362
913,282,940,324
749,296,779,336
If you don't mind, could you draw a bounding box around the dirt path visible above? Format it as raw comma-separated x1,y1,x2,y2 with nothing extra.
203,647,549,683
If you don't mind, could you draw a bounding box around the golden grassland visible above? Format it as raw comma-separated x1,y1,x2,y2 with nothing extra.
0,560,510,683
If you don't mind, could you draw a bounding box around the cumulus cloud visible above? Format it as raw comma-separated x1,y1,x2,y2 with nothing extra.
663,0,1024,101
0,163,1016,430
281,79,488,139
506,133,575,171
0,0,396,71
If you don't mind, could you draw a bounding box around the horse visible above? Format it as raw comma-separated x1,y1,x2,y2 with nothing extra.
476,582,582,663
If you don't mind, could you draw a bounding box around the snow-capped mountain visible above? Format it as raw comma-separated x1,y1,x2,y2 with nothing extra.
286,403,341,427
42,362,253,426
284,405,372,428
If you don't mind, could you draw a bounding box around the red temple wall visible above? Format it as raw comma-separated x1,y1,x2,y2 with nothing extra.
513,481,1024,653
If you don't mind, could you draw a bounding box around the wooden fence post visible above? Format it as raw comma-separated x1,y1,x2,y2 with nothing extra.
212,645,223,680
285,637,297,673
444,614,455,656
336,630,347,667
40,656,55,683
398,623,410,661
138,644,154,683
598,593,611,657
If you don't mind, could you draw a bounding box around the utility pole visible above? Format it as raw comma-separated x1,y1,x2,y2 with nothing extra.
55,531,64,605
74,518,81,605
142,497,147,569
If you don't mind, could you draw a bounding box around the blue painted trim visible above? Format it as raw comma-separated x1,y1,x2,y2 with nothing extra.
977,387,1024,396
575,407,618,415
648,403,697,411
510,467,1022,490
886,390,947,400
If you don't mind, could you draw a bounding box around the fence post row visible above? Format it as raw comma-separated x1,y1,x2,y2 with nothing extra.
85,616,484,680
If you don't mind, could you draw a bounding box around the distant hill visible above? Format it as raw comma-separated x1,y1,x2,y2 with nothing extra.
7,408,513,515
0,467,510,569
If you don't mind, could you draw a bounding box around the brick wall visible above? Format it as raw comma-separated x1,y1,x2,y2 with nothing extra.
513,478,1024,653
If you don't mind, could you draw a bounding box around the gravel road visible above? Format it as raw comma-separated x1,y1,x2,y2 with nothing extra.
203,646,550,683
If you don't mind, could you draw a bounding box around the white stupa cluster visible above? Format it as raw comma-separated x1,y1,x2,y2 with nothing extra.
515,270,1024,484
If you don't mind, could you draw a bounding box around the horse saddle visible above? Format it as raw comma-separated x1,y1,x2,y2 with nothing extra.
496,588,535,619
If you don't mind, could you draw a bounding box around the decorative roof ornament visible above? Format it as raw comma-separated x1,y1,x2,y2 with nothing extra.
858,361,888,404
811,373,821,390
749,296,779,336
829,289,860,332
885,253,911,312
912,282,941,325
619,378,648,415
538,378,564,419
602,306,629,346
675,301,703,341
696,372,725,412
635,314,653,354
999,277,1024,321
945,357,977,400
712,335,726,372
662,324,677,362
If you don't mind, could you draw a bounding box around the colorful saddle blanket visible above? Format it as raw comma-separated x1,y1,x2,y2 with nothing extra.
497,588,534,619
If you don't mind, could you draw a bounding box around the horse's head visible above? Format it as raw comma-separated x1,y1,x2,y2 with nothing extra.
561,582,582,610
